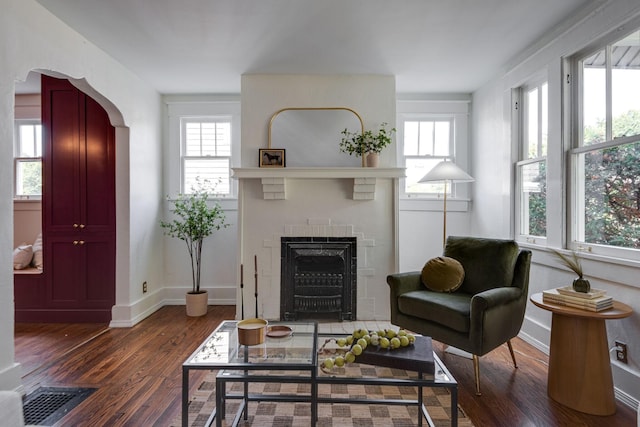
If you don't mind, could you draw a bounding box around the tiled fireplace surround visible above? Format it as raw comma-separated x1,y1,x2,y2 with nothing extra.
234,172,402,321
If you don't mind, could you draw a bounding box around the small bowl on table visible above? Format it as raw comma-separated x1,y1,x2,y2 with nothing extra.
237,318,268,346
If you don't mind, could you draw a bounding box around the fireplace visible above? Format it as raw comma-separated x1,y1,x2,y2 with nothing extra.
280,237,357,321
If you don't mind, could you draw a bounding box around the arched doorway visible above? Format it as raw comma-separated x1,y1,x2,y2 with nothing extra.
13,71,124,323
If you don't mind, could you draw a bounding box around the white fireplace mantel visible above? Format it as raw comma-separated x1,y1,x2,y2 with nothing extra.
232,167,405,200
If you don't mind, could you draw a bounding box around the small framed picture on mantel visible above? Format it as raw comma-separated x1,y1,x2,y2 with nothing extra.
259,148,286,168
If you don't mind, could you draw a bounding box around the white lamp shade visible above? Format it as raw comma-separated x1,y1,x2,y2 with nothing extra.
418,160,474,183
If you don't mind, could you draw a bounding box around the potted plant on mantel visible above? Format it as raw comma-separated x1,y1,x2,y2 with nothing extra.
161,180,228,316
339,122,396,167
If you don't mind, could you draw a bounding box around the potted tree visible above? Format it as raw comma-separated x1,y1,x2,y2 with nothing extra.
339,122,396,167
161,180,228,316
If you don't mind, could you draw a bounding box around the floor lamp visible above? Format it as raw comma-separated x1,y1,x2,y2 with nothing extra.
419,160,475,360
418,160,474,248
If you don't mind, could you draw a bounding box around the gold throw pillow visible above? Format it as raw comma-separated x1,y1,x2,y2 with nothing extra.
421,256,465,292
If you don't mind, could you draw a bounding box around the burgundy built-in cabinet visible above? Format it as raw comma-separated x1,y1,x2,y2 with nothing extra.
14,75,116,322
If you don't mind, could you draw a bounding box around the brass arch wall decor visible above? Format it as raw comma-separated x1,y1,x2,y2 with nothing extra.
268,107,366,167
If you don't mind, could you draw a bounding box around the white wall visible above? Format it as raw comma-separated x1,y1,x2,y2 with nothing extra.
0,0,164,390
396,98,473,272
471,0,640,408
160,96,240,307
241,75,397,166
398,208,473,271
470,78,513,239
13,202,41,249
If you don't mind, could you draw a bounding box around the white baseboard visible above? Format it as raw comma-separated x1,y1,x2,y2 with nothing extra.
0,363,22,392
517,329,549,355
109,286,236,327
110,288,165,327
612,361,640,412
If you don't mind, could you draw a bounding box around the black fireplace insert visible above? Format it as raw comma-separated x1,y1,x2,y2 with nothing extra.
280,237,356,321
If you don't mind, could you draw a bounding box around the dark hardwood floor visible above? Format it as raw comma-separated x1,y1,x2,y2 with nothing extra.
14,306,636,426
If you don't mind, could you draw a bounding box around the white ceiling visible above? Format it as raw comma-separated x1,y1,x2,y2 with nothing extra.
26,0,596,95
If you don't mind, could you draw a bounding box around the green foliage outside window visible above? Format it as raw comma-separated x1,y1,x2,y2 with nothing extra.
527,162,547,237
19,161,42,195
583,138,640,249
584,110,640,145
526,111,640,249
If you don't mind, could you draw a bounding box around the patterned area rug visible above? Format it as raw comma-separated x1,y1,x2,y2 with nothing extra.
174,364,474,427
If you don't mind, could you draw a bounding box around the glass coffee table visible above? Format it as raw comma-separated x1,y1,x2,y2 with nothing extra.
182,320,318,427
182,321,458,427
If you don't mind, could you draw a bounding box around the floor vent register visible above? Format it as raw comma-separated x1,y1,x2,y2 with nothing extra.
22,387,96,426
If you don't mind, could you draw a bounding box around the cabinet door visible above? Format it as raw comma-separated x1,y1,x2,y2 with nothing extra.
82,96,115,233
82,233,116,306
45,235,115,314
43,78,116,233
42,77,82,233
38,75,116,323
46,237,81,306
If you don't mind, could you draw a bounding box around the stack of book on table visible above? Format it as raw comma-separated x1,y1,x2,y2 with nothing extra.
542,287,613,312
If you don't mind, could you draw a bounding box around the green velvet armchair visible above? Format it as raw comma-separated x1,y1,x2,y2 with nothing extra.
387,236,532,395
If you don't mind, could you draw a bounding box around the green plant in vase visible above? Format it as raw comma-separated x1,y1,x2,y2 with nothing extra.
161,179,229,315
339,122,396,167
550,249,591,293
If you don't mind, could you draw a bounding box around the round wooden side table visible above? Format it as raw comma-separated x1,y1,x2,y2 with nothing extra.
530,292,633,416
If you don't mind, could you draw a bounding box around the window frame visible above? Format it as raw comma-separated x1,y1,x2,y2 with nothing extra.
13,119,42,200
165,98,240,201
180,116,232,196
515,78,548,244
566,25,640,260
401,116,455,197
396,101,471,205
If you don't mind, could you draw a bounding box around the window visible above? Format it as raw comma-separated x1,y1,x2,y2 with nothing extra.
516,81,548,239
166,98,240,200
570,28,640,255
181,117,231,195
397,99,470,204
401,118,455,195
14,120,42,198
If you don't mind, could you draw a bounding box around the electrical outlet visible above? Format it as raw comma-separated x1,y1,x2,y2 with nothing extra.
615,341,627,364
143,281,148,293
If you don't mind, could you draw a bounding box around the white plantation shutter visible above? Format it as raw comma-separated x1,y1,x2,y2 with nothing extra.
181,118,231,194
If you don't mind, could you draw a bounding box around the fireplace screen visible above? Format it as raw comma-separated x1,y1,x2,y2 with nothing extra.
280,237,356,321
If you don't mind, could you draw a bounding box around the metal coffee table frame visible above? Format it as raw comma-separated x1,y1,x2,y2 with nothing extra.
182,321,319,427
182,322,458,427
315,332,457,427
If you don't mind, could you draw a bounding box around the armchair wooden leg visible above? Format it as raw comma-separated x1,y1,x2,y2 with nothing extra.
473,355,481,396
507,340,518,368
